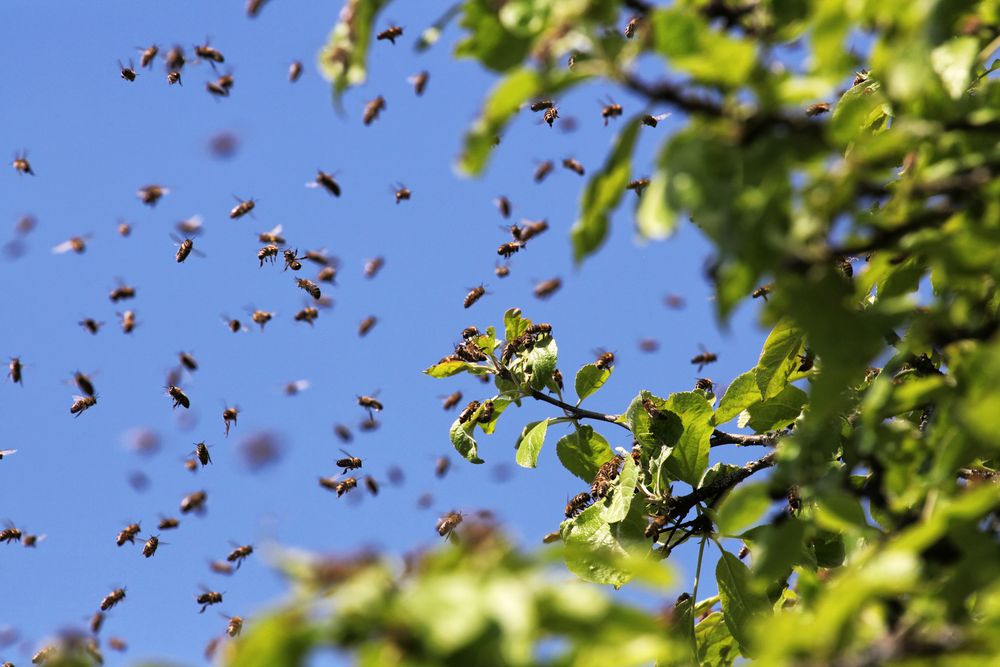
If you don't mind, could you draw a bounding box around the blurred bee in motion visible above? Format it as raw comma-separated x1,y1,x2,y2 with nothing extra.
752,284,773,301
194,40,225,64
408,70,428,95
624,16,639,38
167,385,190,409
317,265,337,283
319,476,357,497
533,160,554,183
109,280,136,303
101,587,127,611
223,406,239,436
288,60,303,82
435,456,451,479
283,248,304,271
197,588,223,613
308,170,341,197
530,99,554,112
436,511,463,538
249,309,273,331
595,350,615,370
108,637,127,652
565,492,592,518
377,25,404,44
283,379,310,396
118,220,133,236
258,224,285,245
600,97,623,125
393,183,411,204
181,490,207,514
90,610,105,634
258,244,279,267
179,351,198,372
11,151,33,175
207,75,234,97
663,293,685,309
227,544,253,568
142,535,160,558
294,306,319,326
225,615,244,637
210,560,234,575
542,106,559,127
806,102,831,117
229,196,256,219
627,178,650,196
7,357,23,385
194,441,212,466
177,215,204,236
158,516,180,530
246,0,268,17
691,345,718,372
296,277,321,300
363,256,385,278
22,531,43,547
70,394,98,416
497,241,523,259
495,195,512,218
167,70,182,85
638,338,660,353
365,476,379,495
642,113,670,127
79,319,103,335
459,400,480,424
363,95,386,125
119,310,137,334
303,249,334,266
334,424,352,443
464,285,487,308
52,234,91,255
171,234,204,263
534,277,562,299
357,393,383,417
495,262,510,278
0,448,17,460
137,184,169,206
358,315,377,337
562,158,585,176
221,315,245,333
0,522,22,544
119,59,137,81
519,218,548,242
165,45,185,71
442,391,462,410
542,531,561,544
72,371,96,397
139,44,158,68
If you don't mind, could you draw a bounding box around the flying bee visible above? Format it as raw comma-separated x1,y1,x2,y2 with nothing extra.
627,178,650,196
283,379,310,395
289,60,303,82
221,315,245,333
296,277,321,300
107,637,127,652
137,184,169,206
642,113,670,127
436,511,463,537
476,399,495,423
258,224,285,245
177,215,203,236
542,106,559,127
0,523,22,544
109,280,136,302
7,357,23,385
357,394,383,416
158,516,180,530
393,183,411,204
171,234,203,263
533,160,554,183
359,416,379,431
595,350,615,370
752,284,773,301
600,97,623,125
358,315,377,337
562,158,585,176
211,73,234,95
664,293,685,309
181,490,207,514
691,345,718,371
806,102,831,117
459,400,480,423
363,256,385,278
11,151,33,175
197,588,223,613
80,319,102,335
624,16,639,38
520,218,549,242
363,95,386,125
72,371,96,397
441,391,463,410
565,492,592,518
167,70,182,85
118,220,132,236
167,385,190,409
229,196,256,219
494,195,512,219
22,532,44,547
165,45,185,71
495,262,510,278
246,0,268,17
225,615,244,637
250,309,273,330
294,306,319,326
70,394,97,416
90,610,106,634
336,450,362,474
334,424,352,442
408,70,428,95
308,169,341,197
377,25,404,43
319,476,357,497
142,534,160,558
113,522,145,548
0,449,17,460
638,338,660,353
139,44,158,68
52,234,92,254
223,406,239,436
194,40,225,64
177,351,198,372
227,544,253,568
119,59,137,81
303,249,334,266
283,248,303,271
258,244,279,267
497,241,523,258
464,285,487,308
317,265,337,283
119,309,137,333
210,560,234,575
365,476,379,495
435,456,451,478
694,378,714,394
193,442,211,466
533,277,562,299
101,587,127,611
530,99,554,112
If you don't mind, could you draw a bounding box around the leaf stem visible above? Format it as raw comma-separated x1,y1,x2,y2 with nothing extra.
527,388,630,431
690,535,708,660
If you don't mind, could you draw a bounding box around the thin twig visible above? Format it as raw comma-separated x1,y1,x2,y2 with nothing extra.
528,388,631,431
710,429,780,448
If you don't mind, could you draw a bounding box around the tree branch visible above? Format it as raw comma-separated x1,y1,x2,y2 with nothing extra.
710,429,781,448
667,451,777,523
527,388,631,431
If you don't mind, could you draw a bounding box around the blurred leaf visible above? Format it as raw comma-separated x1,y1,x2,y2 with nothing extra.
636,170,678,240
930,36,979,99
450,418,484,464
318,0,391,106
696,611,740,666
755,319,806,401
556,425,614,482
715,370,762,425
415,2,461,52
813,489,870,534
515,418,549,468
715,482,773,536
226,610,317,667
454,0,533,71
601,454,638,523
571,117,642,263
716,550,770,657
575,362,612,403
651,8,756,88
742,384,807,432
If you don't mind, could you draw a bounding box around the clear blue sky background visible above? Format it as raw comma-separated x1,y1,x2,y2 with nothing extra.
0,2,772,664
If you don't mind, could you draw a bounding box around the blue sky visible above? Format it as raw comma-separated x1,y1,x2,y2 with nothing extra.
0,2,772,664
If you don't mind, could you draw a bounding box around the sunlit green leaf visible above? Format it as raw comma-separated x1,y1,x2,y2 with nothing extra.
742,384,807,432
575,362,611,403
556,425,614,482
755,318,806,401
662,391,715,486
515,418,549,468
930,36,979,99
716,550,770,657
715,370,762,425
601,454,638,523
450,418,484,464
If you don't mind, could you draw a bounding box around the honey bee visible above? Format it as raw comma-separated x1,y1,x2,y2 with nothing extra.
118,309,138,332
565,492,592,518
752,284,773,300
495,262,511,278
528,323,552,336
289,60,303,82
308,170,341,197
320,476,357,497
167,70,182,85
22,532,43,547
624,16,639,38
562,158,585,176
0,523,22,544
279,248,301,271
52,235,92,254
358,315,377,337
591,455,623,499
193,442,211,466
165,45,185,71
435,456,451,478
221,315,245,333
553,369,564,391
208,74,234,97
246,0,268,17
108,280,136,302
296,278,322,300
600,97,623,125
119,59,137,81
497,241,523,258
194,40,225,64
0,448,17,460
7,357,23,385
76,318,102,335
642,397,665,420
357,394,383,416
317,265,337,284
90,610,106,634
177,215,203,236
642,113,670,127
477,399,495,423
638,338,660,353
137,184,169,206
393,183,411,204
533,160,554,183
180,490,207,514
11,151,33,175
229,196,256,219
805,102,831,117
520,218,549,242
139,44,158,68
70,394,97,416
257,244,279,267
663,293,685,309
464,284,487,308
100,587,127,611
691,345,718,371
108,637,127,652
694,378,714,394
363,95,386,125
627,178,650,196
167,385,190,409
436,511,463,537
118,220,132,236
158,516,180,530
31,646,55,664
542,106,559,127
197,588,223,613
294,306,319,326
225,615,244,637
533,277,562,299
227,544,253,568
283,379,310,395
542,531,561,543
408,70,429,95
364,256,385,278
494,195,512,219
377,25,404,43
250,309,273,330
797,349,815,373
223,406,239,436
71,371,96,397
334,424,352,442
172,234,203,263
438,390,463,411
530,99,554,112
365,476,379,495
336,450,362,473
595,350,615,370
210,560,234,575
459,400,480,424
142,535,160,558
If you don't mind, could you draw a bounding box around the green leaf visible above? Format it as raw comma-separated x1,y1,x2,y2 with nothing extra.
454,0,533,71
571,117,642,263
755,319,806,401
477,396,512,435
813,490,870,534
560,504,632,587
662,391,715,486
625,391,683,462
503,307,531,342
715,370,762,425
522,335,558,390
317,0,390,106
575,363,611,403
449,418,484,464
415,3,461,52
226,609,317,667
515,419,549,469
714,483,773,536
651,8,756,88
716,550,770,657
424,359,489,378
930,36,979,99
555,425,614,482
635,170,677,240
696,611,740,667
741,384,807,432
601,454,638,523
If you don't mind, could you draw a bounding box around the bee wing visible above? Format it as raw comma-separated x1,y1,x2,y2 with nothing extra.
0,449,17,456
71,395,88,403
650,113,670,122
52,240,77,254
266,224,283,237
286,379,310,393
